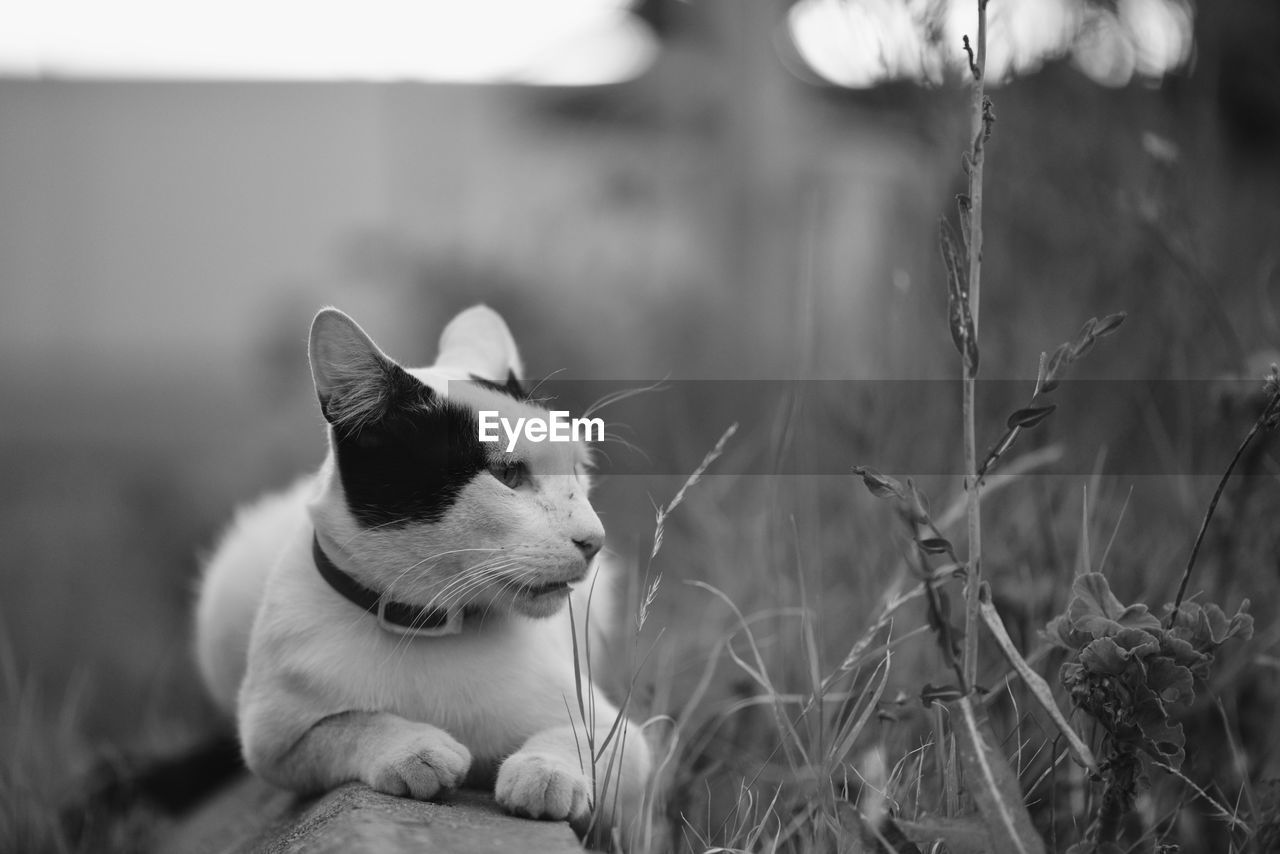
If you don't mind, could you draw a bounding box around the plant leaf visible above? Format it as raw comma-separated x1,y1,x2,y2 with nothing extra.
979,427,1019,476
1073,317,1098,350
1066,572,1125,621
1168,599,1254,648
956,195,973,250
922,683,966,706
1042,343,1072,392
1066,573,1161,636
1072,336,1096,360
979,586,1098,773
939,219,979,372
951,695,1048,854
830,650,892,767
1094,312,1127,336
905,480,931,526
1145,657,1195,705
1079,636,1137,676
853,466,905,500
1131,683,1186,768
948,295,973,361
964,325,981,375
939,218,967,302
1156,632,1211,672
1035,351,1049,392
918,537,954,555
1112,627,1161,656
1045,614,1092,652
1006,404,1057,430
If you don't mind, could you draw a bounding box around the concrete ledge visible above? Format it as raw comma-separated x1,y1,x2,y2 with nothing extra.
157,776,583,854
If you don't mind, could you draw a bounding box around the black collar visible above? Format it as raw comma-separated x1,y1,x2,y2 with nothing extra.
312,533,461,636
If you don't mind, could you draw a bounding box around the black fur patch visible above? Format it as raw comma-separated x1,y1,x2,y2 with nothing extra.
329,366,491,527
469,371,526,400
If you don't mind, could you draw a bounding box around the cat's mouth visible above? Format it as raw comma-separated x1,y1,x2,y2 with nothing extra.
512,575,583,599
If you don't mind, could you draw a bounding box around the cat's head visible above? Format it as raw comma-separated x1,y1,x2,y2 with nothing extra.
306,305,604,623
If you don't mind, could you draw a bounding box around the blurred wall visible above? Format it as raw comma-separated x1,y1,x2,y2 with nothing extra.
0,55,946,735
0,82,386,381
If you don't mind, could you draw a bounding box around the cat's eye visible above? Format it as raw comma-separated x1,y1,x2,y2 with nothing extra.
492,460,529,490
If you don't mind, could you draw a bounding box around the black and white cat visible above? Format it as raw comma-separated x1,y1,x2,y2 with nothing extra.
194,306,650,834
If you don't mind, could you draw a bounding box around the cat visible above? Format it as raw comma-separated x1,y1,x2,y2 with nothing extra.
194,305,651,839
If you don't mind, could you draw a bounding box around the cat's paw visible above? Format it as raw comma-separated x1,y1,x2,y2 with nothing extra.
495,751,592,822
364,728,472,800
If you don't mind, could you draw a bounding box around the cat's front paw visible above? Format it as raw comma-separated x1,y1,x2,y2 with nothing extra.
495,751,592,822
364,727,472,800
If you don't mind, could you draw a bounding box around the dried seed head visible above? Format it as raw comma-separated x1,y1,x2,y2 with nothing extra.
1264,364,1280,430
853,466,905,500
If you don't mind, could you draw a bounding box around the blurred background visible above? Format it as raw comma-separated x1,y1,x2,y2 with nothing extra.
2,1,1279,851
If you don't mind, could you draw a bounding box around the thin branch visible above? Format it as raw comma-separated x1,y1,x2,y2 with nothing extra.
960,0,990,693
1169,391,1280,622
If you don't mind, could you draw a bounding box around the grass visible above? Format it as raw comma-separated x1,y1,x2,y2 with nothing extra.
595,383,1277,852
1,626,84,854
583,5,1280,850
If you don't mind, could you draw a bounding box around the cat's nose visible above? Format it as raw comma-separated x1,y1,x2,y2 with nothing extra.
573,535,603,561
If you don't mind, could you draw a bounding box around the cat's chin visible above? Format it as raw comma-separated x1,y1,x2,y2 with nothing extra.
507,583,574,619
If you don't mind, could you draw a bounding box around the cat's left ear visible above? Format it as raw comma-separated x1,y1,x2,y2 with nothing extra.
309,308,418,430
434,305,524,388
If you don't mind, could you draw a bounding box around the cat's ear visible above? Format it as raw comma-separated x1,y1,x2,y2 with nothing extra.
434,305,524,386
309,308,415,430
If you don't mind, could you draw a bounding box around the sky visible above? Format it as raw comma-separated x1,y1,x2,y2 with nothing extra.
788,0,1195,88
0,0,1193,88
0,0,657,85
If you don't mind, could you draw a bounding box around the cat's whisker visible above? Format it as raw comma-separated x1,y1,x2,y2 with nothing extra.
380,559,517,665
432,562,548,620
423,553,529,597
380,548,509,600
393,564,518,635
429,560,529,612
475,565,548,622
376,557,525,662
457,565,544,619
429,563,515,607
410,559,518,613
383,561,526,665
580,379,665,419
520,367,566,403
396,546,504,576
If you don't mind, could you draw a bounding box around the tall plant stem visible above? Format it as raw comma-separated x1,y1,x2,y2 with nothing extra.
1093,747,1139,844
1169,391,1280,624
962,379,981,691
961,0,990,692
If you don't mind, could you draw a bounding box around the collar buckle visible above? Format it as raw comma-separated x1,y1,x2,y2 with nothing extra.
313,530,465,639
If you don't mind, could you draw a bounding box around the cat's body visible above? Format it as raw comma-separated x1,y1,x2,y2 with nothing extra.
194,306,649,837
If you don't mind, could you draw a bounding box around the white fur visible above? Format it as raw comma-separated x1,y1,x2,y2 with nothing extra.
194,306,649,839
434,304,525,381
